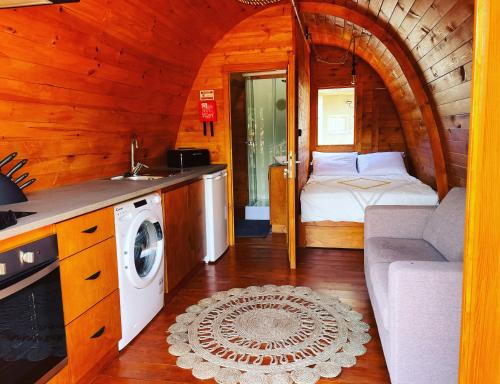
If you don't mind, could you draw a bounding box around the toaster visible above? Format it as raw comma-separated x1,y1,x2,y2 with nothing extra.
167,148,210,168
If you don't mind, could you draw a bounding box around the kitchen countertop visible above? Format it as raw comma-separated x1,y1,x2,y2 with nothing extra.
0,164,226,241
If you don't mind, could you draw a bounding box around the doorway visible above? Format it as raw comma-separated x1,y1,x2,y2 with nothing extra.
230,71,287,239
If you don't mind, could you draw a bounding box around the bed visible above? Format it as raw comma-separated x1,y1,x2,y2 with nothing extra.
299,151,439,249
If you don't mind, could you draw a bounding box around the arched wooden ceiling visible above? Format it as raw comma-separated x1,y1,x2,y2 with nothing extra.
0,0,472,192
301,11,442,190
293,0,473,192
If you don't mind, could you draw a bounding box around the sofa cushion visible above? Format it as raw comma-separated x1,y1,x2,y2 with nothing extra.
369,263,390,329
365,237,446,264
423,188,466,261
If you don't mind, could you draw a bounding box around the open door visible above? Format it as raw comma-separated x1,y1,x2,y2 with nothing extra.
287,12,312,270
286,53,297,270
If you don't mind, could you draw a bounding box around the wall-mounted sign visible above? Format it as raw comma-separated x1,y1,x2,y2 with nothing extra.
198,90,217,137
198,100,218,123
199,90,215,101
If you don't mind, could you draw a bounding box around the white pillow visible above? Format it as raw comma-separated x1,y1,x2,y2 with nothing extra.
357,152,407,175
312,151,356,159
312,152,358,176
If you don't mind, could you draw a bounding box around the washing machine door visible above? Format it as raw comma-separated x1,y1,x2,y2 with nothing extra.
125,210,164,289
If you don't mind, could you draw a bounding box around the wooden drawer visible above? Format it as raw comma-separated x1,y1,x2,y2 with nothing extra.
60,237,118,324
66,291,121,383
57,207,114,259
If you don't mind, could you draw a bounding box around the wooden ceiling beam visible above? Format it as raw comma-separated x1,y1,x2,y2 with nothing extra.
299,1,449,199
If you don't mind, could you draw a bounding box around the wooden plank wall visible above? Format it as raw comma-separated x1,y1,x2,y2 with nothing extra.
460,1,500,381
0,0,260,191
229,74,248,220
175,6,293,163
294,18,311,193
302,0,473,188
311,46,406,156
365,0,474,187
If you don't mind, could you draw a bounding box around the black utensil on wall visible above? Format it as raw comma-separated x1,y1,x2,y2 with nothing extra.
0,152,17,172
5,159,28,179
0,174,28,205
19,179,36,190
14,172,29,185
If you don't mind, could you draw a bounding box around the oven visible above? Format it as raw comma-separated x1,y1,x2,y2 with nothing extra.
0,234,67,384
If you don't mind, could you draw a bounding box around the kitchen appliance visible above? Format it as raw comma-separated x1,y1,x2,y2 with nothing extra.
0,211,36,231
0,174,28,205
114,193,165,350
167,148,210,168
203,170,229,263
0,234,67,384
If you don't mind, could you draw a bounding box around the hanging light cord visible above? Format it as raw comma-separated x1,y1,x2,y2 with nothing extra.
290,0,357,65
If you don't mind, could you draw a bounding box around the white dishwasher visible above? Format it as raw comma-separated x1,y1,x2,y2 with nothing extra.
203,169,229,263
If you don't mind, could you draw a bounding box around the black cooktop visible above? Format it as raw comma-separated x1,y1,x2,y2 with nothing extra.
0,211,36,230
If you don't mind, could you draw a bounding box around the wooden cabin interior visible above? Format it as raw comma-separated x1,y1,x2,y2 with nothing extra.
0,1,498,383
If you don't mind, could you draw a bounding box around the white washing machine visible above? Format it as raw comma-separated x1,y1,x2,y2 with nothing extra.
114,193,165,350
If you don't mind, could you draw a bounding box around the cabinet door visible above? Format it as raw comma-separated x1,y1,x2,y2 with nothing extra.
269,165,287,233
163,180,206,292
163,185,190,292
188,179,206,265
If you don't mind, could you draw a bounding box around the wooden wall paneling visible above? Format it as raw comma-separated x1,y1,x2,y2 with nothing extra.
176,5,293,163
300,0,474,192
302,9,441,190
229,74,248,220
310,46,405,156
295,16,311,195
0,1,265,192
459,1,500,382
176,6,293,247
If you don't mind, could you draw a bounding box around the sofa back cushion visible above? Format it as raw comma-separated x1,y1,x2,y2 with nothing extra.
423,188,466,261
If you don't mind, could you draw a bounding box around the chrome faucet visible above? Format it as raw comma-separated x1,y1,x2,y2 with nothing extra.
130,136,149,175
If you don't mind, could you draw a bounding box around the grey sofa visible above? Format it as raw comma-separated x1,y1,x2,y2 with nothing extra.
364,188,465,384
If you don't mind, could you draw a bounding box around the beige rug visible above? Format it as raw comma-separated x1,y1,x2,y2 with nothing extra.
166,285,371,384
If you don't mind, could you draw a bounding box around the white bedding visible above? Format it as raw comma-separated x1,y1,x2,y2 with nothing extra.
300,174,439,223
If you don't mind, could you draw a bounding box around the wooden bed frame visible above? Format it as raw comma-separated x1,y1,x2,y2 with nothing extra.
298,219,364,249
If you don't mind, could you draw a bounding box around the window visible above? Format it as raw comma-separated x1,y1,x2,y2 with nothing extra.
317,88,355,146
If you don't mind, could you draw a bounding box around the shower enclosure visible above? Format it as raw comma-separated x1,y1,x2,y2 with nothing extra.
245,75,287,219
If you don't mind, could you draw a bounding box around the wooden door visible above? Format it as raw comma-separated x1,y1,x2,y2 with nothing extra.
287,53,297,270
459,1,500,382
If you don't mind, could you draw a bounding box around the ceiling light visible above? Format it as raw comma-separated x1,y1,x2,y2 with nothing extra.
237,0,282,5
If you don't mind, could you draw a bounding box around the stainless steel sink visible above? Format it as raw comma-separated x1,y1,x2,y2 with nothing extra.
110,175,165,181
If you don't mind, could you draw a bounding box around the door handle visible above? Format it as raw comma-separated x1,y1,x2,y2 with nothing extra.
85,271,101,281
82,225,98,234
91,326,106,339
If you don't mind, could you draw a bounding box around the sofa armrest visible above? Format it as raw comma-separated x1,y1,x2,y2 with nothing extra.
387,261,463,384
365,205,436,240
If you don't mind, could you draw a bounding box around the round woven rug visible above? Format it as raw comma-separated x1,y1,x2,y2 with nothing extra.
166,285,371,384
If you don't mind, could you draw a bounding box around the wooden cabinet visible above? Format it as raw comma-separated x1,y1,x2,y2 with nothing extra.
56,207,114,259
163,179,206,292
65,291,121,383
57,207,121,383
60,238,118,324
269,165,287,233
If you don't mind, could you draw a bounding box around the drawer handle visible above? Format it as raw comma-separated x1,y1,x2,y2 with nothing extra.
91,326,106,339
85,271,101,281
82,225,98,234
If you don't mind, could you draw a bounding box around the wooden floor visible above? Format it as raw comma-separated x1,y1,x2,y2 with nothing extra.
93,235,390,383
